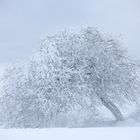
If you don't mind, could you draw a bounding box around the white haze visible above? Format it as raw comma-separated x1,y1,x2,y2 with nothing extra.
0,0,140,63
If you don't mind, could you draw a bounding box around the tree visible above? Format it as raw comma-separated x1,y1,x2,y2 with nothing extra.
38,27,140,121
0,27,139,128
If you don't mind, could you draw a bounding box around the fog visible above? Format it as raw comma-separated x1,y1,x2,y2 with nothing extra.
0,0,140,63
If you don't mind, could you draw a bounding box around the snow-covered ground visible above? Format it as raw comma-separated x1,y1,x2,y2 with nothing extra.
0,119,140,140
0,127,140,140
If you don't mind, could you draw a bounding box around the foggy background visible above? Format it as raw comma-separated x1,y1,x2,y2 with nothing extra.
0,0,140,63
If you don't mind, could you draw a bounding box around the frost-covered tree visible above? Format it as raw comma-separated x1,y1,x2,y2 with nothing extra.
37,27,140,121
0,27,140,128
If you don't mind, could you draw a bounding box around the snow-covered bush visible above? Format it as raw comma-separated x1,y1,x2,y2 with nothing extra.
0,27,139,128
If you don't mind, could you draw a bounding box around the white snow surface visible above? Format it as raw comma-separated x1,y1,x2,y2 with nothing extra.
0,119,140,140
0,127,140,140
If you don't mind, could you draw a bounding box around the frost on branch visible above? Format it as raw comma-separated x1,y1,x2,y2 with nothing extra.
0,27,140,128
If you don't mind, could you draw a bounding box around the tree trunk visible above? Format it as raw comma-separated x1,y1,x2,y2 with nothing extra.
100,97,124,121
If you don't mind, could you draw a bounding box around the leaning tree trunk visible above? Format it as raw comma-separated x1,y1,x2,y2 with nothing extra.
100,97,124,121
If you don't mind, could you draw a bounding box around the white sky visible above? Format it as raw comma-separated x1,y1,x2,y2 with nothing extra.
0,0,140,63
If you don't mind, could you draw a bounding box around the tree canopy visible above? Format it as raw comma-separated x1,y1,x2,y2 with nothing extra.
0,27,140,128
